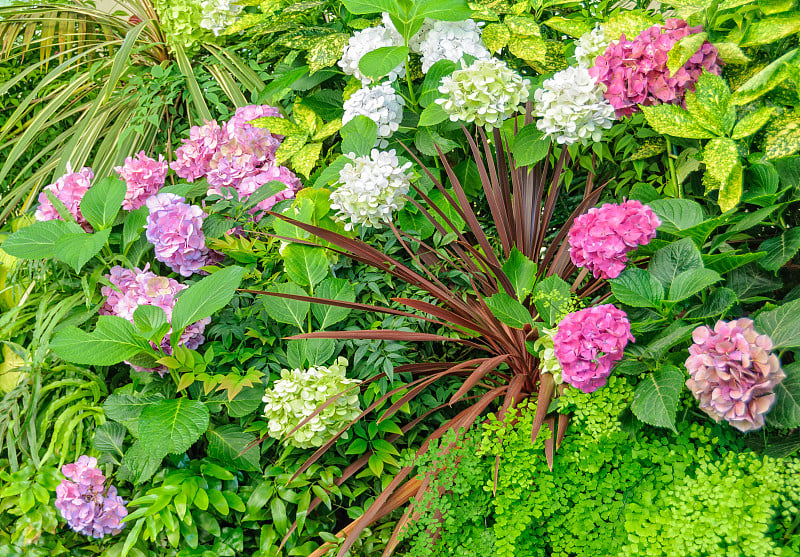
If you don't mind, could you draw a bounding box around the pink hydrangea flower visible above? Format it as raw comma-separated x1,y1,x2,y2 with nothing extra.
685,318,785,432
34,164,94,231
208,163,302,214
171,120,227,182
590,18,722,117
55,455,128,538
101,264,210,374
145,193,220,277
568,200,661,279
114,151,168,210
225,104,283,137
553,304,634,393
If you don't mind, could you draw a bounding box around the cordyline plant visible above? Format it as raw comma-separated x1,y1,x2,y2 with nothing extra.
254,106,617,555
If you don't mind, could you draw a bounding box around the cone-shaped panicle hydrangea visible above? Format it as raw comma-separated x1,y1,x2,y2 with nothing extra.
145,193,219,277
330,149,412,231
574,25,607,69
55,455,128,538
568,200,661,279
590,18,722,117
416,19,491,72
436,58,531,128
262,357,362,449
199,0,241,36
34,163,94,231
171,120,227,182
553,304,634,393
342,82,405,148
339,25,405,84
685,318,785,432
114,151,168,211
533,66,616,145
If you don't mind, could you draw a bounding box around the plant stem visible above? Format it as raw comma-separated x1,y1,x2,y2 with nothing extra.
404,57,417,106
665,136,681,198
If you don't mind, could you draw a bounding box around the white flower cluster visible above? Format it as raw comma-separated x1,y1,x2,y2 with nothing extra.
199,0,242,36
342,83,405,148
338,25,405,84
416,20,491,72
574,25,607,69
330,149,412,230
533,66,615,145
436,58,531,128
262,357,362,449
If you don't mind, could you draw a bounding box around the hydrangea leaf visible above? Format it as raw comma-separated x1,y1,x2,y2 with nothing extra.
755,297,800,349
508,34,546,62
631,366,683,433
53,228,111,273
120,441,161,485
261,282,310,329
419,59,457,108
206,425,261,472
80,176,126,231
1,220,82,260
767,363,800,428
641,104,716,139
419,102,450,127
692,287,738,319
668,268,722,302
511,123,550,167
358,45,409,82
703,250,763,274
542,16,593,38
757,228,800,272
501,248,537,300
611,268,665,308
532,275,571,327
481,23,510,53
340,115,378,156
283,244,329,288
642,321,696,361
307,33,348,74
603,10,660,42
648,199,703,234
291,142,323,178
764,115,800,160
648,238,704,288
139,398,210,457
731,106,775,139
667,32,707,77
741,14,800,47
485,292,534,329
51,316,150,366
171,266,246,333
93,422,126,460
414,127,459,156
712,41,750,64
226,387,264,418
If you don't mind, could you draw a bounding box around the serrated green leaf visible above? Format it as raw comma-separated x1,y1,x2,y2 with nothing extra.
172,267,245,334
80,176,126,231
93,422,127,458
1,220,82,259
418,102,450,127
206,425,260,472
51,316,149,366
358,46,409,82
340,115,378,156
648,238,704,288
755,298,800,349
648,199,703,234
512,124,550,167
668,268,722,302
611,268,665,308
53,228,111,272
692,287,738,319
502,248,537,300
485,292,533,329
419,59,457,107
414,127,459,156
139,398,210,457
758,228,800,271
532,275,571,327
768,363,800,428
632,366,683,433
261,282,310,329
313,277,356,329
283,244,329,288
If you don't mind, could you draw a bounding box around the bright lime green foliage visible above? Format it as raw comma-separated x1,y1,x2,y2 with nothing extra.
152,0,214,48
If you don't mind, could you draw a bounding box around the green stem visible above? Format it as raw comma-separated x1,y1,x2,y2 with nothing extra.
404,57,417,107
665,136,681,198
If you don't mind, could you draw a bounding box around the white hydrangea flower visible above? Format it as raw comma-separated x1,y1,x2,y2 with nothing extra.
533,327,563,385
199,0,242,35
339,25,405,84
436,58,531,128
574,25,607,69
416,20,491,73
533,66,615,145
342,82,405,148
330,149,412,230
262,357,362,449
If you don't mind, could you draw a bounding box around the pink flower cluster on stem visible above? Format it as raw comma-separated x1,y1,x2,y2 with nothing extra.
568,200,661,279
34,164,94,231
114,151,169,210
590,18,722,117
54,455,127,538
553,304,634,393
685,318,785,432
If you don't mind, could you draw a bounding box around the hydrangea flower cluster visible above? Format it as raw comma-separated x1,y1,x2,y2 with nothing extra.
534,327,563,384
590,18,722,117
574,25,607,69
553,304,634,393
342,82,405,148
338,25,405,84
199,0,242,36
172,120,227,182
568,200,661,279
533,66,616,145
114,151,168,211
34,164,94,231
100,264,210,373
329,149,412,230
437,58,531,128
416,19,491,72
262,357,362,449
685,318,785,432
145,193,220,276
54,455,128,538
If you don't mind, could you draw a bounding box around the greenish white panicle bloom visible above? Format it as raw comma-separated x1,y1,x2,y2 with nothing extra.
534,327,563,385
262,357,362,449
416,20,491,73
199,0,242,35
574,25,608,69
342,82,405,148
533,66,615,145
329,149,412,230
436,58,531,128
339,25,405,84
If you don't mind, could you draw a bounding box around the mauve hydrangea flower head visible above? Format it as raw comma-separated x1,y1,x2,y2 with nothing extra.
114,151,168,210
686,318,785,432
226,104,283,136
34,163,94,231
590,18,722,117
553,304,634,393
171,120,227,182
145,193,220,277
208,163,302,216
568,200,661,279
55,455,128,538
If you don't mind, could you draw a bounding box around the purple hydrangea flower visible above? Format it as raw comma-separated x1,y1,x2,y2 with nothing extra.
553,304,634,393
145,193,220,277
114,151,168,210
34,163,94,231
55,455,128,538
568,200,661,279
686,318,785,432
171,120,227,182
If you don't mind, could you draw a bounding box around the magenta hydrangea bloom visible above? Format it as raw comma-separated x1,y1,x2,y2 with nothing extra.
34,163,94,231
114,151,168,210
568,199,661,279
225,104,283,137
171,120,227,182
145,193,220,277
590,18,722,117
686,318,785,432
208,163,301,214
55,455,128,539
553,304,634,393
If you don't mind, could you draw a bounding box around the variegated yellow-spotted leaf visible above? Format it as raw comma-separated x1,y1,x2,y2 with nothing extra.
741,14,800,47
312,119,343,141
284,0,327,13
307,33,348,74
343,76,362,101
764,115,800,160
291,142,324,179
667,32,708,77
508,35,546,63
504,15,541,36
630,138,666,160
731,107,776,139
713,42,750,65
703,138,739,186
276,135,308,165
718,161,743,212
481,23,510,53
603,10,660,42
685,72,734,136
252,116,304,136
758,0,796,14
527,41,569,74
542,16,593,38
641,104,716,139
293,102,319,133
225,13,269,34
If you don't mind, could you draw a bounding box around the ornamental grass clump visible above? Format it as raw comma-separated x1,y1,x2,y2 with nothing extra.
34,163,94,231
685,318,785,432
114,151,168,211
54,455,128,539
262,357,362,449
342,83,405,148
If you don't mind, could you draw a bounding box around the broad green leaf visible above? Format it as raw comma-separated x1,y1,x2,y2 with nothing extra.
648,238,704,288
122,206,148,250
93,422,127,458
668,268,722,302
704,251,765,274
104,393,165,425
414,127,459,156
726,263,782,300
631,366,683,433
418,102,450,127
171,266,246,333
206,425,261,472
741,14,800,47
542,16,593,38
313,277,355,329
611,268,664,308
502,248,537,300
758,228,800,272
532,275,571,326
768,363,800,428
340,115,377,156
289,338,336,367
731,107,775,139
485,293,533,329
692,287,738,319
648,199,703,234
53,228,111,272
226,387,264,418
261,282,310,329
80,176,126,231
121,442,162,485
358,46,409,82
667,32,708,77
51,316,149,365
139,398,210,457
755,298,800,348
512,124,551,167
764,116,800,160
283,244,329,288
641,104,716,139
428,189,466,233
1,220,82,259
132,305,169,341
642,321,696,361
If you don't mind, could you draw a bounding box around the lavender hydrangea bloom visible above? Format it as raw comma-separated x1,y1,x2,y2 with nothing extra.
145,193,219,277
55,455,128,538
686,318,785,432
171,120,227,182
114,151,168,210
34,163,94,231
